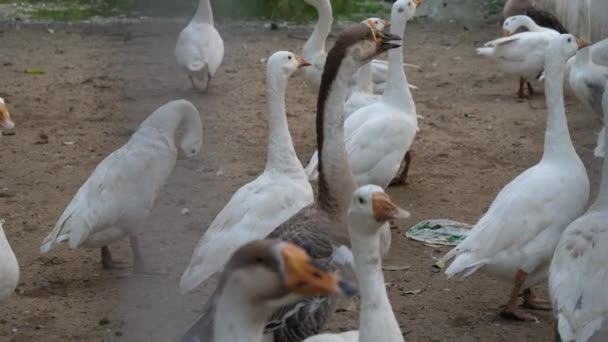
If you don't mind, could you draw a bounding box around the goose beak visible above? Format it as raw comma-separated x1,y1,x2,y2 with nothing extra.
372,192,410,222
0,103,14,130
280,243,356,296
503,29,511,37
576,37,591,49
295,55,311,68
376,30,402,52
414,0,423,6
383,20,391,31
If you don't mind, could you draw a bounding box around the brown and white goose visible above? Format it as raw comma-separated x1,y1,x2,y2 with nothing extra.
181,239,355,342
180,23,402,342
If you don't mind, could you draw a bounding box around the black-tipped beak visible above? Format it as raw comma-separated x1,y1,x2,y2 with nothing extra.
378,32,402,52
338,279,358,297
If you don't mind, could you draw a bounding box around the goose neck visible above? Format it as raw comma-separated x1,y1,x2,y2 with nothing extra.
542,55,577,159
349,223,403,342
264,73,302,173
574,47,592,66
383,19,415,113
593,127,608,209
316,58,357,215
303,1,333,59
356,64,374,93
214,283,270,342
194,0,214,25
141,101,203,153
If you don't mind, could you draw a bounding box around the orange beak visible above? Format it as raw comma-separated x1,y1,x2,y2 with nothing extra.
372,192,411,222
503,29,511,37
414,0,423,6
576,37,592,49
295,55,311,68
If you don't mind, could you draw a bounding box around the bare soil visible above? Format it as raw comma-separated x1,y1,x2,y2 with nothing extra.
0,18,601,342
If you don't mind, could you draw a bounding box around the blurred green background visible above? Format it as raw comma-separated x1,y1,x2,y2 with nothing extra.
0,0,394,22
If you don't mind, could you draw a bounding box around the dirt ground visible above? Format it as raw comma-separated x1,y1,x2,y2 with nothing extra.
0,17,602,342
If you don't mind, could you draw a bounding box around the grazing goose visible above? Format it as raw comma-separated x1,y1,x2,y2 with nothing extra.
503,14,560,35
0,98,15,131
182,239,355,342
301,0,418,94
180,23,402,342
443,34,591,322
40,100,203,274
303,185,411,342
175,0,224,92
477,20,559,98
0,220,19,302
549,82,608,342
503,0,568,33
179,51,314,292
306,0,420,187
567,0,608,157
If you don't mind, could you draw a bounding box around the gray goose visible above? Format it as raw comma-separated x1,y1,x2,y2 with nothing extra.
186,239,355,342
180,24,402,342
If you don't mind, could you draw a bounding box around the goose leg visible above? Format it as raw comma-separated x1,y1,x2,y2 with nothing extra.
129,235,146,274
101,246,128,270
522,288,552,310
526,81,535,97
518,77,526,98
553,319,562,342
389,151,412,186
500,270,539,322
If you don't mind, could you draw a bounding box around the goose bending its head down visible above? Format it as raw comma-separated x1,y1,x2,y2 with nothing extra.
180,23,402,342
40,100,203,274
502,0,568,33
443,34,591,322
179,51,314,292
0,220,19,302
304,185,410,342
503,15,560,35
0,98,15,130
478,15,560,98
549,82,608,342
175,0,224,92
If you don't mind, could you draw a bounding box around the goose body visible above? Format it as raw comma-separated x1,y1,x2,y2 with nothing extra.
306,0,419,188
40,100,203,273
444,34,591,321
179,51,313,292
175,0,224,92
549,81,608,342
180,24,402,342
0,221,19,301
304,185,411,342
503,14,561,35
477,27,559,98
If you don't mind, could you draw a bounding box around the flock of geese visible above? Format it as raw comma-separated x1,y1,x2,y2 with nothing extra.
1,0,608,341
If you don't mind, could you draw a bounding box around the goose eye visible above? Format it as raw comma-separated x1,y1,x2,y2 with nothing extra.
358,197,365,204
567,38,572,42
288,55,292,60
398,7,404,12
191,148,196,154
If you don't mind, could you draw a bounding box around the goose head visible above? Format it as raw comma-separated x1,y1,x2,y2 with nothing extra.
267,51,310,80
173,100,202,159
502,15,536,36
304,0,330,9
219,239,355,308
0,98,14,130
547,34,591,62
348,185,410,235
363,17,389,33
392,0,422,25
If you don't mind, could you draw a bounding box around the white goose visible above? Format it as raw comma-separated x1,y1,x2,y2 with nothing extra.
306,0,419,188
549,82,608,342
477,19,559,98
175,0,224,92
567,0,608,157
301,0,419,94
40,100,203,274
186,239,353,342
179,51,313,292
503,14,560,35
443,34,591,321
303,185,410,342
0,220,19,302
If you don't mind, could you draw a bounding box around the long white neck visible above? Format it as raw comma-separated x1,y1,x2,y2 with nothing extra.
265,72,303,174
317,64,357,215
524,18,544,32
355,64,374,94
214,283,270,342
383,17,415,113
592,126,608,209
349,221,404,342
541,52,577,160
303,0,332,58
140,101,203,149
194,0,214,25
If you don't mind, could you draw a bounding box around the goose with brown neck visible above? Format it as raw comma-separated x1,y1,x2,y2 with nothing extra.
40,100,203,274
180,24,401,342
175,0,224,92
